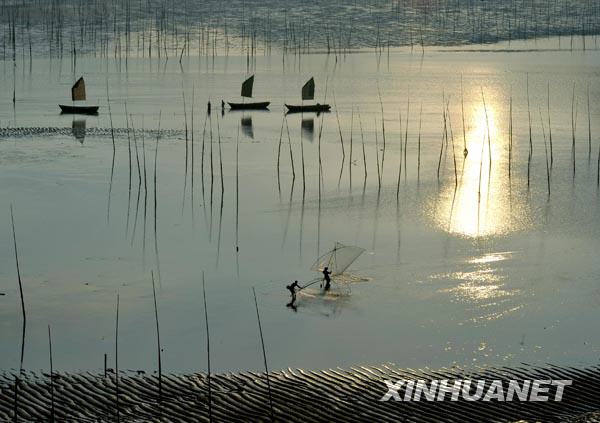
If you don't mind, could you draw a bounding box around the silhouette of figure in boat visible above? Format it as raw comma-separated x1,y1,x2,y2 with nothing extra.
322,267,332,292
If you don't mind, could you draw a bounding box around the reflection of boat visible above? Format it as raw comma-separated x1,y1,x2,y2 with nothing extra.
241,116,254,139
72,119,86,143
226,75,270,110
285,77,330,113
58,77,99,115
301,118,314,142
286,103,331,113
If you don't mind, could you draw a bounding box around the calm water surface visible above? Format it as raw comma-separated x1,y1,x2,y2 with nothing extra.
0,39,599,373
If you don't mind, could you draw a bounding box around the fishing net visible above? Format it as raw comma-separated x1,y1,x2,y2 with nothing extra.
310,242,365,276
299,281,351,299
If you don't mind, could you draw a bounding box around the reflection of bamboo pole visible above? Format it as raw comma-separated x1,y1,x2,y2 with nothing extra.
359,109,367,182
481,88,492,169
300,118,306,195
125,105,132,233
334,95,345,159
276,114,284,194
236,126,240,253
397,108,402,196
547,82,553,166
404,95,409,177
182,83,189,211
191,85,195,216
572,82,577,177
154,112,162,285
527,74,532,187
437,98,446,181
587,83,592,163
461,75,468,157
417,103,422,180
378,87,386,178
106,81,116,223
509,91,513,177
285,117,296,181
539,107,551,196
446,104,458,187
349,107,354,188
597,138,600,186
375,118,381,191
201,112,207,204
217,116,224,197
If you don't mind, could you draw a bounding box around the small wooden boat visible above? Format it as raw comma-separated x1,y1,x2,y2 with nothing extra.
58,77,99,115
285,77,330,114
59,104,99,115
228,101,270,110
225,75,270,111
285,103,331,113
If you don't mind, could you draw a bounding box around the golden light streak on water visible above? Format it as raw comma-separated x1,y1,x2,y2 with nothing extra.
430,90,529,238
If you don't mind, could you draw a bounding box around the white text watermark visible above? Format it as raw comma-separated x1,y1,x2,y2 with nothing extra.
380,379,572,402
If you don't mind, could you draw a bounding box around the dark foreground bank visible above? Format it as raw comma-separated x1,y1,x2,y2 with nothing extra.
1,364,600,422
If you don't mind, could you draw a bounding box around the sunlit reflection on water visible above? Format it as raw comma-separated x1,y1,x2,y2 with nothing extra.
428,92,529,238
432,252,523,323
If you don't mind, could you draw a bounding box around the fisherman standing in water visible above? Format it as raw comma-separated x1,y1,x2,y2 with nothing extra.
322,267,332,292
286,280,301,308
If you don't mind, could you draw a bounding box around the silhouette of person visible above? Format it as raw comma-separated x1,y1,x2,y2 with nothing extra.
286,280,301,307
322,267,332,291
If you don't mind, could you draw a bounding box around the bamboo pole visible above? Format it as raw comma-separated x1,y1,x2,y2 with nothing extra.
252,287,274,422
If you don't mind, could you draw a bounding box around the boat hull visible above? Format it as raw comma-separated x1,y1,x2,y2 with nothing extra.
285,104,331,113
59,105,99,115
227,101,270,110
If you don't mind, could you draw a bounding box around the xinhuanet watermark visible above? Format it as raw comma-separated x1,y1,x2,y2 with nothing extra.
380,379,572,402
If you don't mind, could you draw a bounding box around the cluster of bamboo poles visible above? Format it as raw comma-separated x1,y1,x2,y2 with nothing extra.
276,82,600,204
1,0,599,65
6,74,600,423
8,203,274,423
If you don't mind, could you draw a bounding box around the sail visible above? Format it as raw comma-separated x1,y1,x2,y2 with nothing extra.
302,77,315,101
311,242,365,276
72,77,86,102
241,75,254,98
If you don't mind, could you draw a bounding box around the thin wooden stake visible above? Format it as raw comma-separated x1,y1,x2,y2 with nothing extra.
252,287,274,422
202,272,212,422
151,271,162,401
48,325,54,423
115,293,120,423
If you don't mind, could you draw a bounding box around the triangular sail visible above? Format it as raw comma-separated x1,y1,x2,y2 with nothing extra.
311,242,365,276
302,77,315,101
241,75,254,98
72,77,86,102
